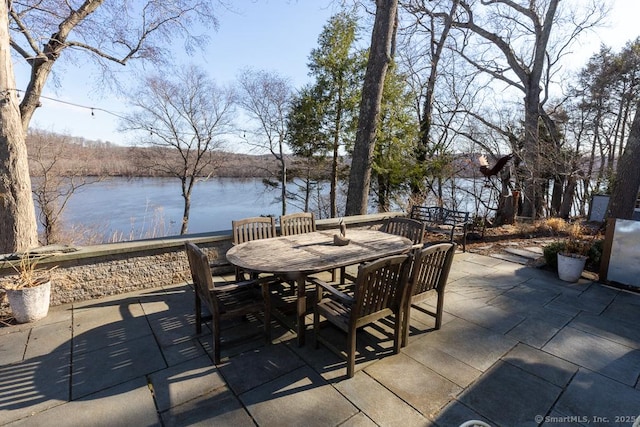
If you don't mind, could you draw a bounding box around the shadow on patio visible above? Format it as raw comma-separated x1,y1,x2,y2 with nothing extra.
1,252,639,426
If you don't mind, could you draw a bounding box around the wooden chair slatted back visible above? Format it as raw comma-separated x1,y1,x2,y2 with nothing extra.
410,243,456,297
232,216,277,244
280,212,316,236
185,242,218,312
353,254,410,319
380,217,425,245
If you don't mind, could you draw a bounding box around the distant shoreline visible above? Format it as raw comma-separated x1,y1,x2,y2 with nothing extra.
26,130,332,179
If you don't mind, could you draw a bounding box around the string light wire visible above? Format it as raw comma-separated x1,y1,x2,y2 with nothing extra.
6,88,227,139
9,88,128,121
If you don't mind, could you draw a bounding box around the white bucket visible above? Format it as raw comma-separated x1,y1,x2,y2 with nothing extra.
557,253,587,282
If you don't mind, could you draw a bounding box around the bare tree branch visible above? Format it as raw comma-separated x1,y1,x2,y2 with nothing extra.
121,65,235,234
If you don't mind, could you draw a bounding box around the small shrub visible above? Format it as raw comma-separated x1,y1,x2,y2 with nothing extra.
524,218,569,237
543,238,604,272
543,241,566,270
515,222,537,236
587,239,604,269
563,223,591,256
542,217,568,234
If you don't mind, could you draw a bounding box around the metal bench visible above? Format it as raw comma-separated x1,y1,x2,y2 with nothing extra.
410,205,470,252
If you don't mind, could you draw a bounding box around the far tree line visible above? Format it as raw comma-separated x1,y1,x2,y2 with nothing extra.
3,1,640,254
26,131,294,179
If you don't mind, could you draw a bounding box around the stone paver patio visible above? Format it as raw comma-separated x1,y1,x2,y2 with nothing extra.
1,252,639,426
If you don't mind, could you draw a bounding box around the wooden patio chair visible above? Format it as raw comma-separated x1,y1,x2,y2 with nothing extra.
309,254,411,378
402,242,456,347
185,241,276,365
279,212,316,236
280,211,342,281
278,212,318,292
380,216,426,247
339,216,424,285
231,216,277,281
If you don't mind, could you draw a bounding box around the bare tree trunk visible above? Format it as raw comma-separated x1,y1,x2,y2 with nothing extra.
453,0,563,219
376,174,390,212
345,0,398,215
181,194,191,235
304,168,311,212
180,177,194,235
410,0,458,201
331,106,341,218
608,100,640,220
493,166,515,225
0,1,38,253
520,67,546,219
559,176,577,219
20,60,55,131
550,176,563,216
280,141,287,216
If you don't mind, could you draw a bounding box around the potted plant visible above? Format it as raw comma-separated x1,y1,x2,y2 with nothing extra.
2,254,56,323
547,223,591,282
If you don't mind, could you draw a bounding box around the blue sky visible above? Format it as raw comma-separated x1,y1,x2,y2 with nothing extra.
205,1,342,87
14,0,640,150
17,1,340,147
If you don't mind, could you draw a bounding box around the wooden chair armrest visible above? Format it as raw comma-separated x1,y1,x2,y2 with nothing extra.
308,276,355,305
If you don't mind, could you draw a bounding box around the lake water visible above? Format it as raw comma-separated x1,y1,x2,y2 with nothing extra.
59,177,293,241
52,176,565,244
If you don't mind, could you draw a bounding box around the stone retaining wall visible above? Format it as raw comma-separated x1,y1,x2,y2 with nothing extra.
0,213,401,316
0,237,231,315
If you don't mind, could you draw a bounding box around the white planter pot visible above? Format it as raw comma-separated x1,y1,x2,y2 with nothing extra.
557,253,587,282
6,280,51,323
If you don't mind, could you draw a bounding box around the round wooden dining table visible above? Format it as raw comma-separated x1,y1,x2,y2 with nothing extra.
226,229,413,346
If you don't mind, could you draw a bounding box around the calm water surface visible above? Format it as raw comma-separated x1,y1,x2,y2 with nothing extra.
56,176,514,243
61,177,286,240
